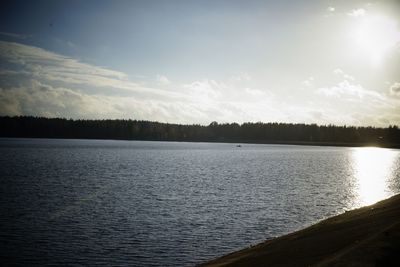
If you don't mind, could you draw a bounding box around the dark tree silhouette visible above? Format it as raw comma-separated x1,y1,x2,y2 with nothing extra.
0,116,399,147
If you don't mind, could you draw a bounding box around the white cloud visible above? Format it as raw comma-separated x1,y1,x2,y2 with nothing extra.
0,79,215,122
302,76,315,87
0,40,398,126
314,79,400,126
389,82,400,96
327,7,335,12
244,88,266,96
333,68,355,81
347,8,366,17
156,75,170,85
0,41,125,79
0,41,283,124
333,68,344,75
0,80,120,118
0,41,179,98
318,80,383,100
0,31,31,39
183,79,224,100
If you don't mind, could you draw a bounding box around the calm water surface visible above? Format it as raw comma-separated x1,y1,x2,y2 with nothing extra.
1,138,400,266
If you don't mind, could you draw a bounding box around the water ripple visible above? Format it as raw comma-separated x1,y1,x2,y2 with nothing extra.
0,139,399,266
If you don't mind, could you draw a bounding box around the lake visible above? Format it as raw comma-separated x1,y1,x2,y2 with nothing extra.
1,138,399,266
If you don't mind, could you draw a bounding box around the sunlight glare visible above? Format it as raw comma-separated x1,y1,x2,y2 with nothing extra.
351,14,400,66
351,147,397,206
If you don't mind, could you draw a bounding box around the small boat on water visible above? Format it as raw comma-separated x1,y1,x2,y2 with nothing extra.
236,145,242,147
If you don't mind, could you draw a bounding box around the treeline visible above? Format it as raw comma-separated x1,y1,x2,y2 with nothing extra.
1,116,400,147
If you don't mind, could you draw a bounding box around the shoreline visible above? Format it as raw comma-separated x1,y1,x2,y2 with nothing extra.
1,136,399,149
199,194,400,267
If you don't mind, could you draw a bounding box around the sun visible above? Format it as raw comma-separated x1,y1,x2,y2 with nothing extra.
350,14,400,66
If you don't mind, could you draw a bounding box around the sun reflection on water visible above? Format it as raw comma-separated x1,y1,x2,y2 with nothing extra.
351,147,397,206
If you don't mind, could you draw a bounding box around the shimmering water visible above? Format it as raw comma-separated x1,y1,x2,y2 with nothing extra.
1,138,400,266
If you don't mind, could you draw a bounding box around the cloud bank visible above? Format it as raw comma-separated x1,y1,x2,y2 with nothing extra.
0,41,399,126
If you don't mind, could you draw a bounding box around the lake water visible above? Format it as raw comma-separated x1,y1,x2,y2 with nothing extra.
1,138,400,266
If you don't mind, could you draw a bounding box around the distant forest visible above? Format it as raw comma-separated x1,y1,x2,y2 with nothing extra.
1,116,400,147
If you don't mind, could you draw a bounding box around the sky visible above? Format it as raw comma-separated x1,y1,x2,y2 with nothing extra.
0,0,400,126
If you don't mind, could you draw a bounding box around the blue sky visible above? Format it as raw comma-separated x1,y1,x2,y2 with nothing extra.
1,0,400,126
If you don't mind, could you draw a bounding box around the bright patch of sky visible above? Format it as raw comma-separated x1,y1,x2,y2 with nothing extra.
1,0,400,126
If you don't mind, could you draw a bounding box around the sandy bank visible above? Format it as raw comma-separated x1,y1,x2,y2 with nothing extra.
199,194,400,267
